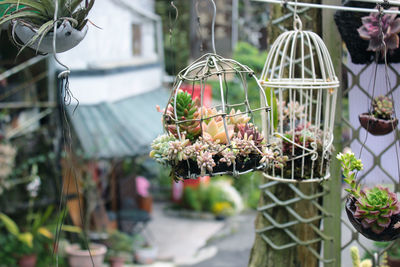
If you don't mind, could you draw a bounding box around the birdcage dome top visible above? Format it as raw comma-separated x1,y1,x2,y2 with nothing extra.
261,29,340,90
177,53,255,82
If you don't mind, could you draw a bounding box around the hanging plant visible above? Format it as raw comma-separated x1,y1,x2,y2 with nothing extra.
359,95,398,135
150,87,285,181
337,152,400,241
0,0,94,54
334,1,400,64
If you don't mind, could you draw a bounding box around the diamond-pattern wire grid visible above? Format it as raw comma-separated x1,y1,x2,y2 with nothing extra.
256,4,335,264
340,61,400,266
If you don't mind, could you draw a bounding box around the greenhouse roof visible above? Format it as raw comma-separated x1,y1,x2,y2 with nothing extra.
67,88,169,159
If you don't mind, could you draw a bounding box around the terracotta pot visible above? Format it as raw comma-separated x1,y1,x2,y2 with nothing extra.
387,256,400,267
345,197,400,241
13,20,88,54
358,113,398,136
66,243,107,267
109,257,125,267
138,196,153,213
18,254,37,267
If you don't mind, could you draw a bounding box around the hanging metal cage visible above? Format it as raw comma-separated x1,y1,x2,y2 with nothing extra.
260,16,339,183
156,53,271,180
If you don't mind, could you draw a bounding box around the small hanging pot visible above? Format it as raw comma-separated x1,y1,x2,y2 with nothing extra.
345,196,400,241
13,20,88,54
358,113,398,136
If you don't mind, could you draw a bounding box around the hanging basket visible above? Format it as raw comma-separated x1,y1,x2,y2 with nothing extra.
151,53,271,180
359,113,398,136
260,17,339,183
334,0,400,64
12,20,88,54
345,196,400,241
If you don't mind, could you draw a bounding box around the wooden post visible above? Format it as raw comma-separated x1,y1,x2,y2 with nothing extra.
322,0,343,266
248,1,326,266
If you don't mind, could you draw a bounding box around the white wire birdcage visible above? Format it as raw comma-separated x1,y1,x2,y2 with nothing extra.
162,52,271,179
260,14,339,183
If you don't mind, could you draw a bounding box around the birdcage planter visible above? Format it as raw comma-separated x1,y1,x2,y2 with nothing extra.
150,53,273,180
260,16,339,183
334,0,400,64
12,20,88,54
345,196,400,241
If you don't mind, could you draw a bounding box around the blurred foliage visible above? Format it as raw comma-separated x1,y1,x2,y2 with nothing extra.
228,172,262,210
363,240,400,261
155,1,190,75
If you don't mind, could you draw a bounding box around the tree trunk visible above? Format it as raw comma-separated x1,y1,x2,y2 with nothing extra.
248,1,323,266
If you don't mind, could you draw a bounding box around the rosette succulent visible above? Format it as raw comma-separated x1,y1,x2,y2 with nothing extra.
149,134,177,165
372,95,394,120
358,7,400,53
337,152,400,234
202,118,234,144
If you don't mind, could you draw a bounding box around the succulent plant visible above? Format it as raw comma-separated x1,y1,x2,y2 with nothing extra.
168,136,190,163
149,134,176,165
231,138,256,157
202,118,234,144
358,7,400,54
228,108,251,126
196,151,216,175
277,100,307,126
236,123,264,148
350,246,373,267
372,95,394,120
282,124,322,155
219,149,236,166
337,152,400,234
165,90,201,141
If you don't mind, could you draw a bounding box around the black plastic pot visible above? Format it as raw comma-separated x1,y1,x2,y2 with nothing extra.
358,113,398,136
334,1,400,64
345,196,400,241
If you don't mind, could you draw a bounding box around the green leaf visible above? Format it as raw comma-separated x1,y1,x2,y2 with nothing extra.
17,232,33,248
0,213,19,236
0,0,46,14
264,85,278,130
0,10,46,26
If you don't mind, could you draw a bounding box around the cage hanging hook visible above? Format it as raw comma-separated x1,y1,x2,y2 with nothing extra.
292,0,302,31
208,0,217,54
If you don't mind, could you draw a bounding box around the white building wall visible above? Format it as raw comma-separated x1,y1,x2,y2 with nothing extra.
53,0,163,105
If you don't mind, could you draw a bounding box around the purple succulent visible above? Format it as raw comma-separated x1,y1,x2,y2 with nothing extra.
358,7,400,53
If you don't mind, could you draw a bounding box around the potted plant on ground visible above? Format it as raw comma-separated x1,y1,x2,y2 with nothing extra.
150,90,282,180
359,95,398,136
0,209,53,267
0,0,94,54
133,234,157,265
105,230,134,267
337,152,400,241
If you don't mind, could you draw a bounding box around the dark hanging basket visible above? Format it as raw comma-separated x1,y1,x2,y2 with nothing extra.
345,196,400,241
334,0,400,64
358,113,398,136
173,154,263,179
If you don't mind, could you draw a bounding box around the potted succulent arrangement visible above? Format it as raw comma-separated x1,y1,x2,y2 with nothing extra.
335,2,400,64
359,95,398,136
337,152,400,241
150,90,283,180
105,230,134,267
266,100,331,181
0,0,94,54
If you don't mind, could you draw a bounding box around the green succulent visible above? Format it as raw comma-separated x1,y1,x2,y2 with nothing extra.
337,152,400,234
149,134,176,165
0,0,94,53
372,95,394,120
166,90,201,141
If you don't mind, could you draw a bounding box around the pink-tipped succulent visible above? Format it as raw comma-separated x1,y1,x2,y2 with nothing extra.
358,7,400,53
355,186,400,234
197,151,216,175
372,95,394,120
337,152,400,234
237,123,264,148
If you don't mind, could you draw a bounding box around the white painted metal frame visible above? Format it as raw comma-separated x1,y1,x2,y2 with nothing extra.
252,0,400,14
260,16,339,183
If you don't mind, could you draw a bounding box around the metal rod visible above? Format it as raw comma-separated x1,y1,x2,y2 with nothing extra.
209,0,217,54
251,0,400,14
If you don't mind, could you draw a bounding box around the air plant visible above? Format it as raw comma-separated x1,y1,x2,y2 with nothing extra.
337,152,400,234
358,7,400,54
372,95,394,120
0,0,94,53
